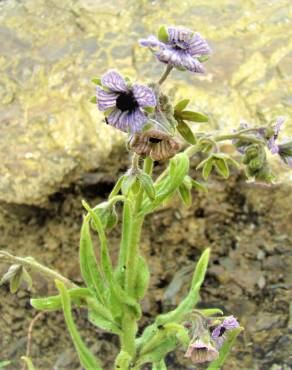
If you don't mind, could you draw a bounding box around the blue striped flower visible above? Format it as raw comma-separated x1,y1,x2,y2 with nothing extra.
96,70,156,133
140,26,211,73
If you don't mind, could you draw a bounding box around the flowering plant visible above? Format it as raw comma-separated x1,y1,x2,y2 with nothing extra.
0,25,291,370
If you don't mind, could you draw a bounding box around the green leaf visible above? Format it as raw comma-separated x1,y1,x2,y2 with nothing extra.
140,152,189,215
152,360,167,370
88,308,122,335
214,158,230,179
157,25,169,43
155,248,210,326
207,327,243,370
201,158,213,180
137,172,156,200
174,99,190,112
31,288,92,311
178,183,192,207
114,351,132,370
109,175,125,199
56,280,102,370
91,78,102,86
79,217,106,302
144,106,155,114
89,96,97,104
177,120,197,145
196,308,224,316
134,256,150,301
121,174,138,196
9,268,22,293
21,357,36,370
180,111,208,122
0,361,11,368
191,179,208,193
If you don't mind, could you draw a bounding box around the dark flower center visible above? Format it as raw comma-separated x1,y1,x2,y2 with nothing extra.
149,137,163,143
172,40,189,50
218,327,226,337
116,91,138,112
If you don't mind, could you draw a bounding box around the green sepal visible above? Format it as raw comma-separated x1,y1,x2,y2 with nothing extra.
174,99,190,112
91,202,118,231
191,179,208,193
109,175,125,199
104,107,115,117
133,256,150,301
157,25,169,43
121,174,138,196
180,110,208,122
137,172,156,200
21,357,35,370
197,157,213,180
91,78,102,86
30,288,92,311
207,327,243,370
198,55,210,62
144,106,155,114
196,308,224,316
155,248,210,326
177,120,197,145
55,280,102,370
89,96,97,104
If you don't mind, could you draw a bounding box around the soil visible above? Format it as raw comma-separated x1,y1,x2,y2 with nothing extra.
0,147,291,370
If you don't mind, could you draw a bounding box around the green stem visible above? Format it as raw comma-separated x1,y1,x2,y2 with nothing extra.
158,65,173,85
0,251,76,289
214,133,264,144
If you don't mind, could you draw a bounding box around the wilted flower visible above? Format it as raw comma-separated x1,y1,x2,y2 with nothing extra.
96,70,156,133
185,339,219,364
129,129,180,161
211,316,239,349
140,26,211,73
278,139,292,167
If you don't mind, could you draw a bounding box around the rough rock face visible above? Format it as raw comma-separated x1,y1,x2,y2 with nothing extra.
0,0,291,205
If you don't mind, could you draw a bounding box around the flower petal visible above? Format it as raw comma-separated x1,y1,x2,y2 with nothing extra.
188,32,211,57
107,108,147,133
156,48,205,73
168,26,193,44
139,35,166,48
101,70,128,92
132,84,156,108
96,86,118,111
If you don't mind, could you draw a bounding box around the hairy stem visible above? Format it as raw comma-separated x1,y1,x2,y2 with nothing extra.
158,65,173,85
0,251,76,289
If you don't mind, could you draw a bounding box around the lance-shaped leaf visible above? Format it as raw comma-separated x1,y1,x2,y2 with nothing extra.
137,172,156,201
180,111,208,123
155,248,210,326
88,308,122,335
214,158,230,179
56,280,102,370
178,176,193,207
109,175,125,199
174,99,190,112
91,77,102,86
207,327,243,370
177,120,197,145
31,288,92,311
79,217,106,303
133,256,150,301
197,157,214,180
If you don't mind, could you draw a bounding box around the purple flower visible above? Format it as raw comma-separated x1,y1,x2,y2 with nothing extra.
211,316,239,349
185,339,219,364
278,139,292,167
140,26,211,73
266,117,285,154
96,70,156,133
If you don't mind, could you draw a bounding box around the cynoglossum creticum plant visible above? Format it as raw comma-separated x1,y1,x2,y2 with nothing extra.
0,25,291,370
